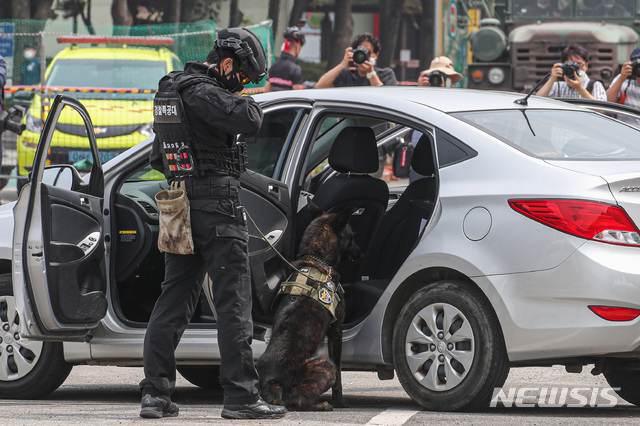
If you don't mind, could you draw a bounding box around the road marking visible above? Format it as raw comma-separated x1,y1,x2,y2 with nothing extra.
365,407,421,425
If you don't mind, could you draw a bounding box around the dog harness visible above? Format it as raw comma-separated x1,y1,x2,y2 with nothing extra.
277,266,344,323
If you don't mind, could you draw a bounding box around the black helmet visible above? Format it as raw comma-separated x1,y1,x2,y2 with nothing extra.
284,27,305,46
214,27,267,84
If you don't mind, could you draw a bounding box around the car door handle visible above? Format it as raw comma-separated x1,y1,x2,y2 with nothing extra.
80,197,90,207
268,185,281,200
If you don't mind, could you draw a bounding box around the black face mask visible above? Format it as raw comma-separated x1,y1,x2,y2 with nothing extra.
207,64,245,92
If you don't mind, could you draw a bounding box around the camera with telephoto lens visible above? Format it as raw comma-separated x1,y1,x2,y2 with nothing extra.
631,59,640,79
351,46,370,65
0,106,26,136
428,70,446,87
561,61,580,80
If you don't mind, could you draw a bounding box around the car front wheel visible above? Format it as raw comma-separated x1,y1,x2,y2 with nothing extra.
0,273,73,399
177,365,223,391
392,280,509,411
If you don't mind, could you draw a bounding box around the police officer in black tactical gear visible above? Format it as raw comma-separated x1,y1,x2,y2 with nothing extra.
140,27,287,420
265,26,306,92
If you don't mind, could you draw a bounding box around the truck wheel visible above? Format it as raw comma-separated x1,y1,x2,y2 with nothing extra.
392,280,509,411
177,365,223,391
604,363,640,406
0,273,73,399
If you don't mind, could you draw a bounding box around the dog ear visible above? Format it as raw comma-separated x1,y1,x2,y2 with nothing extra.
333,207,355,231
307,197,324,219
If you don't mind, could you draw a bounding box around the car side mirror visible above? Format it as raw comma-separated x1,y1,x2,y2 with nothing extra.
41,165,84,190
12,90,35,107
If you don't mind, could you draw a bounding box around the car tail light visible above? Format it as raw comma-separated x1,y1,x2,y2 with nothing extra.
509,199,640,246
588,305,640,321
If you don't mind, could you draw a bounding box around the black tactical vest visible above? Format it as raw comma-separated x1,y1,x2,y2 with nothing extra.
153,71,247,180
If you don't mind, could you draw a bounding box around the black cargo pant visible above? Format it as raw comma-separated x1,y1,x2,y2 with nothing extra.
140,176,259,405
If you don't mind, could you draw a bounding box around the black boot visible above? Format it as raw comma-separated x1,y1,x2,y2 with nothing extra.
140,394,179,418
221,397,286,419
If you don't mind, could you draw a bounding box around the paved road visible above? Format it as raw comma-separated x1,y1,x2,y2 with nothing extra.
0,365,638,425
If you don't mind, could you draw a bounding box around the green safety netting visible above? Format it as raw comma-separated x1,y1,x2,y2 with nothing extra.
0,19,274,89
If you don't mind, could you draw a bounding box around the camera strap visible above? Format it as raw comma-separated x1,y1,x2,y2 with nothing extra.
618,80,632,104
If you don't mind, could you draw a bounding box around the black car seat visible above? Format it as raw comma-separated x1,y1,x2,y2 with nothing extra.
361,133,437,280
296,126,389,282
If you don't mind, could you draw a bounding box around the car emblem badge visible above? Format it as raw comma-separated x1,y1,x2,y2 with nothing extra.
620,186,640,192
319,287,332,304
438,341,446,353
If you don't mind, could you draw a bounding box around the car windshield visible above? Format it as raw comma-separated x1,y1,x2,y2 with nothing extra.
46,58,166,100
453,109,640,160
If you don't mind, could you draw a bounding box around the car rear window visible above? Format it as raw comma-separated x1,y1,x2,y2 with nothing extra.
453,109,640,160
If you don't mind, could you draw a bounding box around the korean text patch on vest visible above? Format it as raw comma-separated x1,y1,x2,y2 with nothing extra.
154,98,182,123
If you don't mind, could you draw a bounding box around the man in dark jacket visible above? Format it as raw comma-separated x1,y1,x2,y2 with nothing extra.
141,27,286,420
315,32,397,88
265,26,306,91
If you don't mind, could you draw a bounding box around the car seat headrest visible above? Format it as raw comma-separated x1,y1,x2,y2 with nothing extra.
412,134,435,176
328,126,379,174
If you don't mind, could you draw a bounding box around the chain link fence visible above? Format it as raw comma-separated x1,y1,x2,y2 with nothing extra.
0,19,274,204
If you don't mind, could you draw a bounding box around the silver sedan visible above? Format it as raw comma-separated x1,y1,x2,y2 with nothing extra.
1,87,640,411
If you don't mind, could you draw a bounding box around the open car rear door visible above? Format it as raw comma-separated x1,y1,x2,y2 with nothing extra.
12,94,107,341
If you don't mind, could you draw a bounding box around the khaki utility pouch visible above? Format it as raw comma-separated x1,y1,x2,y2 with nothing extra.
155,180,195,255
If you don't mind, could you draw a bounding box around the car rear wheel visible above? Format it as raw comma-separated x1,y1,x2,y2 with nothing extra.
177,365,223,391
0,273,73,399
392,280,509,411
604,363,640,406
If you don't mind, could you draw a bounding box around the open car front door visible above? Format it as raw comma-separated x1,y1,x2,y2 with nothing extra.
12,94,107,341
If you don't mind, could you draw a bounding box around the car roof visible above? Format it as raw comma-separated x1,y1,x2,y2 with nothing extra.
254,86,582,114
54,46,175,61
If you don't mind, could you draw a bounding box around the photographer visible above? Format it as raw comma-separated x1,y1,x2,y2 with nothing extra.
417,56,463,87
315,32,397,88
536,44,607,101
606,47,640,127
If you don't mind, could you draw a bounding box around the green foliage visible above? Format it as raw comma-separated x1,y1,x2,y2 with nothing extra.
298,59,327,83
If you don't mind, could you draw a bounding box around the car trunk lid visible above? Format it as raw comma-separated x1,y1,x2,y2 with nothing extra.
546,160,640,225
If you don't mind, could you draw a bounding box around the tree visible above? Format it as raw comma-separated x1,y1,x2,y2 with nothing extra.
288,0,310,27
419,0,435,71
11,0,55,20
55,0,95,34
229,0,243,27
327,0,353,68
111,0,133,27
268,0,280,38
378,0,402,69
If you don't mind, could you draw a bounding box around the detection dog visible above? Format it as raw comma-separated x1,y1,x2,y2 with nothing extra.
257,200,360,411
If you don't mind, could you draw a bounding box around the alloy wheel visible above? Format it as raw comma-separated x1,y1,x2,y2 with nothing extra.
0,296,43,381
404,302,475,391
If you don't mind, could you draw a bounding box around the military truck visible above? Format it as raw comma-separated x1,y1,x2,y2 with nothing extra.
468,0,640,92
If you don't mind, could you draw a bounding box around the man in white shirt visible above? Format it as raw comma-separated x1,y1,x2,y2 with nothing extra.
536,43,607,101
606,46,640,128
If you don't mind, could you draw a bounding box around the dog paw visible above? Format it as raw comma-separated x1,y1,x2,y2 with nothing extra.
317,401,334,411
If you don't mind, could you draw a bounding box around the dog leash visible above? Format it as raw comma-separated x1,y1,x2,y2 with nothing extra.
243,208,333,284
